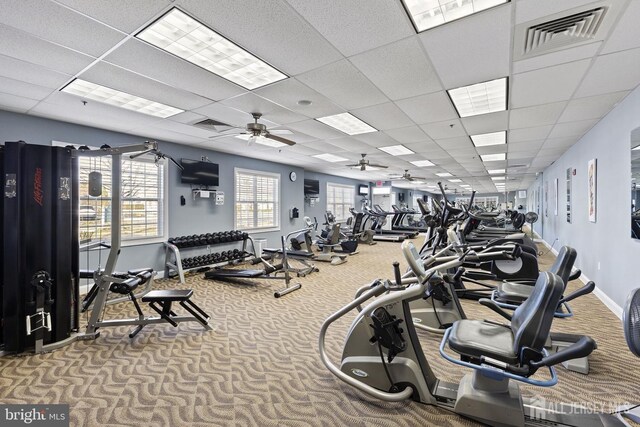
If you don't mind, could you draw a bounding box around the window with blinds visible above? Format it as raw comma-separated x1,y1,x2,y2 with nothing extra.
78,154,166,244
327,183,355,221
235,168,280,231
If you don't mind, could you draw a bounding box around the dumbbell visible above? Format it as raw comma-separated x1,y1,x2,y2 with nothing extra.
241,232,249,240
217,232,228,243
205,233,215,244
211,232,221,244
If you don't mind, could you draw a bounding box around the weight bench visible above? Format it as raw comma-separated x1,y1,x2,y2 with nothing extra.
98,269,212,338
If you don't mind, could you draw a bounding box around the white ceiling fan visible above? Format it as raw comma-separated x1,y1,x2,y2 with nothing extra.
209,112,296,147
389,169,426,182
346,154,388,171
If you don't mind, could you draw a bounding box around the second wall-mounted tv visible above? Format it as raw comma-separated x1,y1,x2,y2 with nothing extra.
304,179,320,195
180,159,219,186
358,184,369,195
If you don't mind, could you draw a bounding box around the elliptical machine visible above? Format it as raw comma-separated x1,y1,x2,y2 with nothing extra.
319,240,627,427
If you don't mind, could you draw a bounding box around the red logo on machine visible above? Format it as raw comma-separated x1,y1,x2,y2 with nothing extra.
33,168,44,206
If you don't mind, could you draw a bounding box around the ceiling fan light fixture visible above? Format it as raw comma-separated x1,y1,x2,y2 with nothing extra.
61,79,184,118
136,8,287,90
316,112,377,135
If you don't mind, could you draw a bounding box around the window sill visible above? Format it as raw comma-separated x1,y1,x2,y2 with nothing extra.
122,236,167,247
242,227,280,235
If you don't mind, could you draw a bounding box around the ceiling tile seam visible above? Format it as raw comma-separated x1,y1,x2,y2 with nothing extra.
48,0,129,36
25,2,178,115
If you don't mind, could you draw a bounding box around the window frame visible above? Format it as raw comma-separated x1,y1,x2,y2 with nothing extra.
53,141,169,247
326,182,355,222
234,167,281,233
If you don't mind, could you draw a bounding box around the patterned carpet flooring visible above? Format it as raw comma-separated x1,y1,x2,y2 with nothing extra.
1,237,638,426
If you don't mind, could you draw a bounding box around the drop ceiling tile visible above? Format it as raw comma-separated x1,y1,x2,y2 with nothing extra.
352,131,398,148
0,24,94,75
419,4,511,88
574,48,640,98
287,145,323,156
542,136,578,149
0,55,71,89
508,140,544,152
383,126,431,144
395,91,458,125
179,0,342,75
272,129,318,144
0,0,126,57
509,101,567,129
601,0,640,54
512,42,601,74
220,92,307,125
322,137,377,154
405,141,441,155
297,60,388,110
461,111,509,135
350,37,441,101
476,145,508,156
0,76,54,100
286,119,346,140
104,39,245,101
80,62,212,110
254,78,343,119
168,111,207,125
30,92,171,135
558,91,629,123
510,59,591,108
435,136,473,150
284,0,413,57
509,125,553,143
351,102,414,131
150,119,218,138
303,140,348,153
547,119,598,139
420,119,467,140
55,0,172,33
0,92,40,113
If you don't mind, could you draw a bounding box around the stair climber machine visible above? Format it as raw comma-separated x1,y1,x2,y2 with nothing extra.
319,240,628,427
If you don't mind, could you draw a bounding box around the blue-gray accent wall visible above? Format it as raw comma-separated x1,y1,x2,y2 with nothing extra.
0,110,366,273
527,85,640,310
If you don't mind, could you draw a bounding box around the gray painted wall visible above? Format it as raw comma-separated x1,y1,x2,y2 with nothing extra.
0,110,362,273
527,85,640,309
302,171,369,225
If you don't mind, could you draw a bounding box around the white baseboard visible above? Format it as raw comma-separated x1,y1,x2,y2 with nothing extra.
534,237,623,320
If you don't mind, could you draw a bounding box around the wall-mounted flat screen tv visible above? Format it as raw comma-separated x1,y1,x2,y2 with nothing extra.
180,159,219,186
358,184,369,195
304,179,320,195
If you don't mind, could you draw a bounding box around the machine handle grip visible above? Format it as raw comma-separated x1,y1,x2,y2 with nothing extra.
392,262,402,287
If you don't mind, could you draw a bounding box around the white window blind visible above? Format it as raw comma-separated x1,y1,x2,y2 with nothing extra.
235,168,280,231
327,183,355,221
77,154,166,244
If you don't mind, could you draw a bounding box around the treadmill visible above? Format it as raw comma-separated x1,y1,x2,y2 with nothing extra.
367,205,418,241
391,204,430,233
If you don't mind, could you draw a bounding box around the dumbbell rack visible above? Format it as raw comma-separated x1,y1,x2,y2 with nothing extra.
163,231,256,284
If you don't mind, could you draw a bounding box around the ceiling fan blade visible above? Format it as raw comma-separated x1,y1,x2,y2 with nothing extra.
269,129,293,135
265,133,296,146
410,176,427,181
368,163,388,169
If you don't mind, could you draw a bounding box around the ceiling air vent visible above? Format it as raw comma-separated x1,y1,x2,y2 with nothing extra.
513,1,622,60
524,7,606,55
193,118,235,132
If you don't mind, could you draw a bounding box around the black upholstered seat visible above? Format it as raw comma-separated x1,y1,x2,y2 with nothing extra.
449,272,564,367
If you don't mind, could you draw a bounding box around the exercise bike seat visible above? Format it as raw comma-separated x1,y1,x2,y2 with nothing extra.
448,320,518,364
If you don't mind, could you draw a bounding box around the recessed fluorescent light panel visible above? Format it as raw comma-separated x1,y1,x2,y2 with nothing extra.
481,153,506,162
61,79,184,118
235,134,286,148
448,77,507,118
491,176,506,181
488,168,506,174
410,159,435,167
448,179,462,183
137,8,287,90
402,0,509,32
471,131,506,147
313,153,349,163
316,113,377,135
378,145,414,156
436,172,453,177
